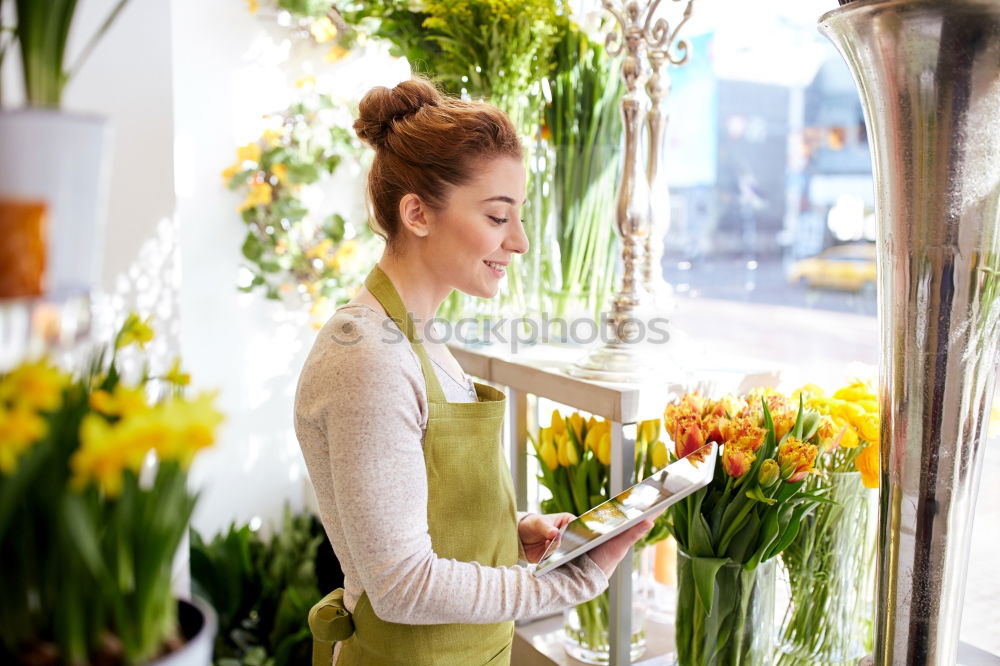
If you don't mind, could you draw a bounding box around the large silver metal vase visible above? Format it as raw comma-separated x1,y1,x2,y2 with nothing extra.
819,1,1000,664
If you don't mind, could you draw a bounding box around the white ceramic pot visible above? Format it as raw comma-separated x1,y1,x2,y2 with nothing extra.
149,598,217,666
0,109,112,298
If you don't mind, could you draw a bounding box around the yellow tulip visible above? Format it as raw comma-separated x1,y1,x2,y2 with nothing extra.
584,424,602,452
758,459,780,487
550,409,566,436
539,434,558,471
856,443,879,488
557,433,571,467
642,419,660,445
650,440,668,470
596,432,612,466
569,412,584,444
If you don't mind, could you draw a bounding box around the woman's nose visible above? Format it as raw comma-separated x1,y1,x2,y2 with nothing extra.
506,216,529,254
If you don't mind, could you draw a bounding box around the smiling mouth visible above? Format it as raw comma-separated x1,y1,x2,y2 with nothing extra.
484,260,507,277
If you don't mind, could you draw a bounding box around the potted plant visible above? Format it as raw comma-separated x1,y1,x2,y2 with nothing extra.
0,313,223,664
0,0,131,299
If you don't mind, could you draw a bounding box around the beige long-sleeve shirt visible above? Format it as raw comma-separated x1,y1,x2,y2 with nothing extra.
294,304,608,630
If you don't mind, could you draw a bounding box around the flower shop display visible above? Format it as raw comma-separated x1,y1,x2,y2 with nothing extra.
221,89,378,324
190,507,338,666
0,314,224,664
777,381,878,664
0,0,130,300
664,391,830,666
538,20,624,320
532,410,667,663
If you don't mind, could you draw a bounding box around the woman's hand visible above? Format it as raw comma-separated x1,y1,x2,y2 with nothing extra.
518,512,574,563
587,515,660,578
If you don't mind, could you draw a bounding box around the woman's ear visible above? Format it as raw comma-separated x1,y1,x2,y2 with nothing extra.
398,193,431,239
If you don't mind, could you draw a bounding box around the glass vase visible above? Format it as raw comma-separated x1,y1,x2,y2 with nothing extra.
563,583,647,664
674,551,777,666
778,471,875,664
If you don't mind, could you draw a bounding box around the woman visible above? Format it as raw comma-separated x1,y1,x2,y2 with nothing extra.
294,78,652,666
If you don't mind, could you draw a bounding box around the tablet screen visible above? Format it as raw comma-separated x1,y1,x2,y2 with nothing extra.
533,443,717,576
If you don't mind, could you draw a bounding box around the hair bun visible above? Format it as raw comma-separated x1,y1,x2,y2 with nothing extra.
354,78,442,149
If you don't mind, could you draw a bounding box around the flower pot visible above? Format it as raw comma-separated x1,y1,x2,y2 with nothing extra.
149,598,217,666
0,109,112,298
674,552,776,666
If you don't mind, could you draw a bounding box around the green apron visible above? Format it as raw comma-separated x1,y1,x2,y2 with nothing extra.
309,266,520,666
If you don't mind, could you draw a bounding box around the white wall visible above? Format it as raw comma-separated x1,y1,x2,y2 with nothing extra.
170,0,406,537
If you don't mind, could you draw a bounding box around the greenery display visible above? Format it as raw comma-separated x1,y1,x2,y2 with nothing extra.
221,88,377,323
0,315,224,664
0,0,132,107
190,507,339,666
663,390,833,665
540,20,623,318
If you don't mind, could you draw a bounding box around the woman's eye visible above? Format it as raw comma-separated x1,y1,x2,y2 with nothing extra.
488,215,509,225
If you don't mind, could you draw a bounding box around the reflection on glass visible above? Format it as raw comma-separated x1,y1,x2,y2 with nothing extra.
535,444,716,575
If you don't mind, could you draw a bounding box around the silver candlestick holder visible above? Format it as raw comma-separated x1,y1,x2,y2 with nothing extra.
569,0,695,383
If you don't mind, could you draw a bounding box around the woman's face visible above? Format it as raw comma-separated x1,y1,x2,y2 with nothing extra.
424,156,529,298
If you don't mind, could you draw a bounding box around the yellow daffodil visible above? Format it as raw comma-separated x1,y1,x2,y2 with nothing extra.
88,384,148,418
329,239,361,273
722,442,756,479
157,391,225,467
777,436,818,483
239,181,273,212
0,358,67,412
116,314,154,351
71,413,139,497
309,16,339,43
237,142,261,164
596,431,612,466
326,45,350,63
270,163,290,187
651,440,668,470
164,358,191,387
856,443,879,488
0,404,47,474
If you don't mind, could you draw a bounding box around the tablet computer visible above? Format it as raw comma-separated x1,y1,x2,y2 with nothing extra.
532,443,717,577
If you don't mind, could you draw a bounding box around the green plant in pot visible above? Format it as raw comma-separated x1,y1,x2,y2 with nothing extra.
0,314,224,664
0,0,131,300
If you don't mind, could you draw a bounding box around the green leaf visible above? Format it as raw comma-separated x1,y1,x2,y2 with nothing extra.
690,514,714,558
745,485,776,505
242,233,264,262
690,556,728,615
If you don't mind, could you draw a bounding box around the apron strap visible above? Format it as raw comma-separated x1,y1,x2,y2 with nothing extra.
308,588,355,666
364,266,447,404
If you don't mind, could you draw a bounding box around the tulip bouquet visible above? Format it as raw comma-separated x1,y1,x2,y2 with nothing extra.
0,315,224,664
777,381,879,663
663,390,831,666
531,409,668,660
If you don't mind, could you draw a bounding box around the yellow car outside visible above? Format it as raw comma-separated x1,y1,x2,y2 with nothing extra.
788,243,877,292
